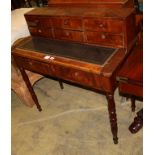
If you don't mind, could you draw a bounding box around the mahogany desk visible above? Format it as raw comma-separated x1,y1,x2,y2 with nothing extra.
12,36,130,144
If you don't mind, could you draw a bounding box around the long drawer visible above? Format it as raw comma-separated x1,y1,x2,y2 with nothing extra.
14,56,52,76
50,64,96,88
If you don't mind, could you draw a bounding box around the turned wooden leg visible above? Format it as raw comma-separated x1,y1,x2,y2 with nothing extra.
106,93,118,144
131,97,136,112
58,80,64,89
19,67,42,112
129,109,143,133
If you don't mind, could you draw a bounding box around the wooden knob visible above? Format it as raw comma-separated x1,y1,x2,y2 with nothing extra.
99,24,104,28
101,34,106,39
35,20,39,23
74,72,79,77
64,19,69,25
38,29,42,33
65,31,70,36
29,61,33,65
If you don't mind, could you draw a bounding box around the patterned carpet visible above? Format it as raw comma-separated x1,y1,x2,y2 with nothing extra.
12,78,143,155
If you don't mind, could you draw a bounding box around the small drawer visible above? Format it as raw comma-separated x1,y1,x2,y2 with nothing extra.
51,65,95,87
85,31,124,48
29,27,54,38
15,57,51,76
25,16,39,27
54,29,83,42
39,18,52,28
84,18,123,33
52,17,82,30
25,16,52,28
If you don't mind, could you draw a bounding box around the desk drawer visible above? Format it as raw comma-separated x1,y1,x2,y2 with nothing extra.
51,65,95,87
52,17,82,30
85,31,124,48
84,18,123,33
29,27,53,38
15,57,51,76
25,16,52,28
54,29,83,42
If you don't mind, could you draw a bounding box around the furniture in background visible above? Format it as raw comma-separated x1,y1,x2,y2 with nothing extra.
129,108,143,133
11,0,48,9
117,45,143,132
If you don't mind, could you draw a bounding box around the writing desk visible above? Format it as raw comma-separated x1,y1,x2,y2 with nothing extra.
12,36,129,144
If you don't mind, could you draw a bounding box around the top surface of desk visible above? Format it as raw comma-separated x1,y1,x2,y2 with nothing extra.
117,45,143,84
18,37,116,66
25,7,135,19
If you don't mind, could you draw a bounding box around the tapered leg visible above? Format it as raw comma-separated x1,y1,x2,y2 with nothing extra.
106,93,118,144
131,97,136,112
19,67,42,111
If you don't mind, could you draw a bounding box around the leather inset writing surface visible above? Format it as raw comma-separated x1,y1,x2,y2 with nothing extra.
19,37,117,65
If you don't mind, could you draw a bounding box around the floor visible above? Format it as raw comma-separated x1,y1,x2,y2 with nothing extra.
12,77,143,155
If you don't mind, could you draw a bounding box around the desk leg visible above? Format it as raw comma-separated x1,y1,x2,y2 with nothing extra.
131,97,136,112
19,67,42,112
106,93,118,144
58,80,64,89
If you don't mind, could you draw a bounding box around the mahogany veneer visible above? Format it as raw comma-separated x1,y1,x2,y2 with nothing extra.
24,7,136,50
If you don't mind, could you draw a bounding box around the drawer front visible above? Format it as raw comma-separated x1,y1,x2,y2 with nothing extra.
25,16,39,27
52,17,82,30
85,31,124,48
84,18,123,33
51,65,95,88
15,57,51,76
29,27,54,38
25,16,52,28
54,29,83,42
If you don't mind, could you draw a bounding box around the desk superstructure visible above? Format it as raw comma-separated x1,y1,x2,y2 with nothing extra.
12,0,137,144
